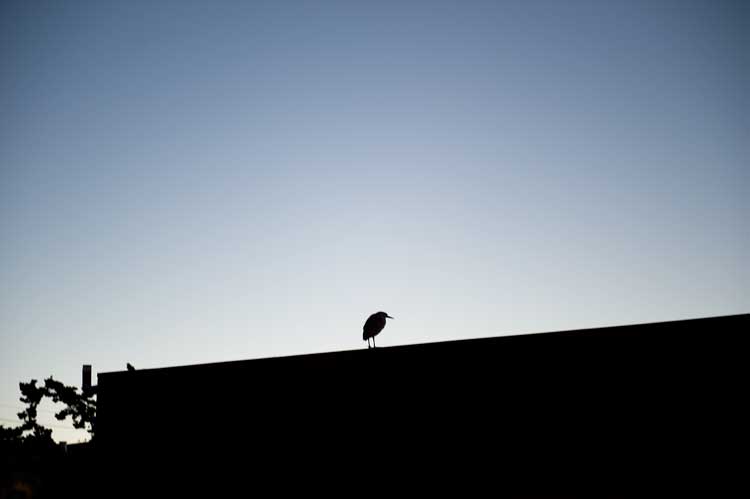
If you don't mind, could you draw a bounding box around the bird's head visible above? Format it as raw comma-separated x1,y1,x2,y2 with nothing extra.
377,311,394,320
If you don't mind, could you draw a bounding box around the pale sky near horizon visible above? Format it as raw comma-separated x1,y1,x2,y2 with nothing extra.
1,0,748,442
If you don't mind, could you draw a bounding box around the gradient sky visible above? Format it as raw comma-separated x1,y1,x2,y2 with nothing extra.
1,0,748,442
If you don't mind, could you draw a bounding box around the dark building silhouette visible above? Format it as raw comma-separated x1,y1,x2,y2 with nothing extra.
96,314,747,496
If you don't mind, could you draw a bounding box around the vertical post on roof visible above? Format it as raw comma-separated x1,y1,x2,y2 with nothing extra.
82,364,92,391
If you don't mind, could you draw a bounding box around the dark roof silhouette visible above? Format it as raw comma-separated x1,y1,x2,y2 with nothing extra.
96,313,747,496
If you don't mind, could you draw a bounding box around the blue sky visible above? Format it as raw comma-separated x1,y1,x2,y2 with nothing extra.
1,0,748,442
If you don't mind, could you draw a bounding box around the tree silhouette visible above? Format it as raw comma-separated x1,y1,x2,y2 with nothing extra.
1,378,97,499
43,377,97,437
5,377,97,445
17,379,53,443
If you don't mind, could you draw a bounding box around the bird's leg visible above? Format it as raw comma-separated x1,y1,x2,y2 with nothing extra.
373,337,376,348
367,338,371,349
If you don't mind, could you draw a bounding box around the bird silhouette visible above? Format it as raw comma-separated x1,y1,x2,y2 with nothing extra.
126,363,135,371
363,311,394,349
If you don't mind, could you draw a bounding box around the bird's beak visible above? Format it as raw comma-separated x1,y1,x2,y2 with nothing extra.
387,315,394,319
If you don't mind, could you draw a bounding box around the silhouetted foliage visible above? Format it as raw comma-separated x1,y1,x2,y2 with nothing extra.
0,425,24,442
17,379,53,443
1,378,97,499
13,377,97,444
43,377,97,437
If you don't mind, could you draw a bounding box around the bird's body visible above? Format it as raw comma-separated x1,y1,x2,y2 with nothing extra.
363,311,393,348
126,363,135,371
